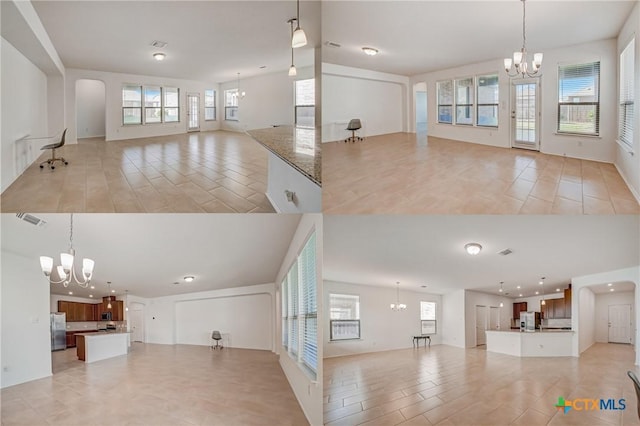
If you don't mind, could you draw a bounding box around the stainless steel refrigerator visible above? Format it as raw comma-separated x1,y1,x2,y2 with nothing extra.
50,312,66,351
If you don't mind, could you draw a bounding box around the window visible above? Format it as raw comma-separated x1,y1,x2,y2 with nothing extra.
204,89,216,121
281,232,317,378
437,80,453,124
295,79,315,127
144,86,162,124
122,85,142,125
477,74,499,127
225,89,239,121
455,77,474,125
558,61,600,136
329,293,360,340
420,301,437,335
164,87,179,123
619,38,635,148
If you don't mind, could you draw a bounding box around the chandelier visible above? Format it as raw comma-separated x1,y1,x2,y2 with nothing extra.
503,0,543,78
40,214,95,288
390,282,406,311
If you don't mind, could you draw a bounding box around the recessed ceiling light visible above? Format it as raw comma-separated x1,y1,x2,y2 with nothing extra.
610,288,615,292
69,291,73,295
111,289,115,293
153,52,166,61
184,276,195,282
607,283,613,287
464,243,482,255
91,285,95,289
362,47,379,56
516,285,521,289
89,295,93,298
519,294,523,297
535,291,539,295
556,288,560,292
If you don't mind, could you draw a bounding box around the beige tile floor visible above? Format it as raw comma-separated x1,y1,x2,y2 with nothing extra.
323,133,640,214
324,343,640,426
1,343,308,426
1,131,275,213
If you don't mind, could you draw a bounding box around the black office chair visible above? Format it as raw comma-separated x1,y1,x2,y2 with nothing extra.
627,371,640,418
211,330,223,350
39,129,68,170
345,119,363,143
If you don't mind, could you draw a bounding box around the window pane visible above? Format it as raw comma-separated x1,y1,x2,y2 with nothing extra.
164,87,179,107
438,81,453,104
558,104,598,134
619,38,635,147
329,294,359,320
205,107,216,121
438,106,452,124
295,79,315,105
296,106,315,127
204,89,215,107
420,301,436,320
123,85,142,107
477,75,499,104
144,86,162,107
456,106,472,125
421,320,437,335
456,78,474,104
225,89,238,107
164,108,179,123
559,63,599,103
225,106,238,121
478,105,498,127
145,107,162,123
330,320,360,340
123,107,141,124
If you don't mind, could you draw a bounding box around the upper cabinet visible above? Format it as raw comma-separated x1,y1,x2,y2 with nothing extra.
540,287,572,319
57,299,123,322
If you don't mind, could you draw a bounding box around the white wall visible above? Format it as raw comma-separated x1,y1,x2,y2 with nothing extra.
175,293,272,350
76,79,106,138
1,37,49,193
464,290,512,348
219,67,314,133
1,251,52,388
323,281,443,357
410,38,619,164
275,214,322,426
595,290,635,343
578,287,596,353
64,68,220,143
322,63,410,142
616,1,640,202
442,290,465,348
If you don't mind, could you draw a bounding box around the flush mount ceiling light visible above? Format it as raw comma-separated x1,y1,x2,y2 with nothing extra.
362,47,379,56
40,214,95,288
464,243,482,255
291,0,307,48
390,282,407,311
287,19,298,77
504,0,543,78
184,276,195,283
153,52,166,61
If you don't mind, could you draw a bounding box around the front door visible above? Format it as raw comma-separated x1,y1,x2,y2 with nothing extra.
511,78,540,151
489,306,500,331
187,93,200,132
609,304,631,344
129,308,144,342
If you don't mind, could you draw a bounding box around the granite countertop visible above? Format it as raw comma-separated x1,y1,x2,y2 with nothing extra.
75,331,131,336
247,126,321,186
487,329,574,333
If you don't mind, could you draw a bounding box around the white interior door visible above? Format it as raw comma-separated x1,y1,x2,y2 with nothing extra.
489,306,500,331
476,305,487,346
187,93,200,132
609,304,631,344
511,78,540,151
129,308,144,342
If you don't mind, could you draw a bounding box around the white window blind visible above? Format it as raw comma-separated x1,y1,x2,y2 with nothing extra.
281,277,288,349
619,38,635,148
164,87,179,123
420,301,437,335
437,80,453,124
299,232,317,374
329,294,360,340
558,61,600,135
287,261,299,356
455,77,474,125
204,89,216,121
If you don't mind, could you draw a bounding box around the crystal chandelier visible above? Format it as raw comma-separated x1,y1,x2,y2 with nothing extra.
40,214,95,288
503,0,543,78
390,282,406,311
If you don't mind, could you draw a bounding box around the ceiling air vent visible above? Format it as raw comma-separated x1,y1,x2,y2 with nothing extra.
16,213,46,227
324,41,341,48
150,40,167,48
497,248,513,256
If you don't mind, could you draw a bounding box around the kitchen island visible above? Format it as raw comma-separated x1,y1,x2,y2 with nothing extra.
247,126,321,213
75,332,130,363
486,329,574,357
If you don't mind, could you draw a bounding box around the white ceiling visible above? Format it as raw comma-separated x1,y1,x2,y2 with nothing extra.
1,214,301,299
322,1,636,76
324,215,640,298
30,1,320,83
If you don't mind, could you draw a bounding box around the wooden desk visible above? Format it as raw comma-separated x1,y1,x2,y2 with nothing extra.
413,335,431,348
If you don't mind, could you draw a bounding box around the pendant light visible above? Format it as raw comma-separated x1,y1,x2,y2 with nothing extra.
125,290,129,312
540,277,546,305
107,281,112,309
236,73,245,99
291,0,307,48
390,282,407,311
288,19,297,76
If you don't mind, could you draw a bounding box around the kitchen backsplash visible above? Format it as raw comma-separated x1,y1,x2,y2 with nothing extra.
66,321,127,331
543,318,571,328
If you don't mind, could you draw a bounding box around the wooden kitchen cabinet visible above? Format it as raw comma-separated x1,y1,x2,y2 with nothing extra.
58,300,102,322
512,302,527,319
553,299,565,318
564,288,572,317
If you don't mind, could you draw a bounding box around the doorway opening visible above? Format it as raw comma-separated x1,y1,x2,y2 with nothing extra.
414,82,427,135
75,79,106,141
475,305,487,347
129,302,146,343
187,93,200,132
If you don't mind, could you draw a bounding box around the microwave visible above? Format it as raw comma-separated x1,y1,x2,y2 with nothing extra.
101,312,112,321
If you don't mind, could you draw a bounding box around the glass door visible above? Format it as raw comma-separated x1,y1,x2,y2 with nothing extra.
511,78,540,150
187,93,200,132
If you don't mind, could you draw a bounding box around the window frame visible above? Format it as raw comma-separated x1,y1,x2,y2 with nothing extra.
295,78,315,128
420,301,437,335
204,89,216,122
122,84,143,126
455,76,475,126
557,61,601,136
329,293,361,341
618,38,635,149
163,87,180,123
437,80,453,124
476,74,499,128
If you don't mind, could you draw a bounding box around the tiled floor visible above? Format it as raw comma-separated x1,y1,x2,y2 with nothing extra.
324,343,640,425
1,343,308,425
323,133,640,214
1,131,275,213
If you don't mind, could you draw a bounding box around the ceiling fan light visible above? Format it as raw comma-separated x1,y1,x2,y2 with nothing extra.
292,27,307,48
40,256,53,276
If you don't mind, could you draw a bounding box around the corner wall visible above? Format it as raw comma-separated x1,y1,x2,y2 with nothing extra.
578,287,596,353
464,290,513,348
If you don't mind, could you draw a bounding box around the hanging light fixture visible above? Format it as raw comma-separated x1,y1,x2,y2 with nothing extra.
107,282,112,309
390,282,407,311
540,277,546,305
291,0,307,48
503,0,543,78
40,214,95,288
498,281,504,293
236,72,245,99
125,290,129,312
287,19,298,77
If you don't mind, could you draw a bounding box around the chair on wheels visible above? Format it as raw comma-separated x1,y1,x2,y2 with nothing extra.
627,371,640,418
345,119,363,143
211,330,223,350
40,129,68,170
